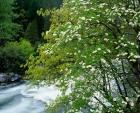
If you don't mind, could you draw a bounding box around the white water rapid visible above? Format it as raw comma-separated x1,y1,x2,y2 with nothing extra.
0,83,60,113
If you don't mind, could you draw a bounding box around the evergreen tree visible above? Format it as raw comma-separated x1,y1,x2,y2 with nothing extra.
0,0,19,45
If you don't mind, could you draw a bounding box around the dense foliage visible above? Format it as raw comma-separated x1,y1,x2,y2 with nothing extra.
27,0,140,113
0,0,62,73
0,0,20,44
0,0,34,74
0,0,62,74
14,0,63,45
0,39,34,74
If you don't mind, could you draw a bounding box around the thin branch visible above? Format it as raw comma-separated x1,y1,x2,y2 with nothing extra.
94,96,108,109
121,59,138,93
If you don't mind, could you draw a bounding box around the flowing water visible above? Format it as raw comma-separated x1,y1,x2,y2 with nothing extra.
0,83,60,113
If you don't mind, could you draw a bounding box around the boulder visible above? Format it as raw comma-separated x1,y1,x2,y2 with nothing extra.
0,73,7,83
0,73,21,83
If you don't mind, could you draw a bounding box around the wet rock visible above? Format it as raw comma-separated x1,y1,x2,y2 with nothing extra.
8,73,21,82
0,73,21,84
0,73,8,83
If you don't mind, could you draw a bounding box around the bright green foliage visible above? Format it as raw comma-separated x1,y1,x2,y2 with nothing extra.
0,39,34,74
27,0,140,112
0,0,19,41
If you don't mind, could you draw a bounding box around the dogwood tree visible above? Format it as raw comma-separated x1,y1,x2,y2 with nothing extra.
27,0,140,112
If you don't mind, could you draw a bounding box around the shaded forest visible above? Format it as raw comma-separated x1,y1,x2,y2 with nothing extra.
0,0,62,74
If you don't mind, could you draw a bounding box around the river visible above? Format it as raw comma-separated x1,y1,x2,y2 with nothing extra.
0,83,60,113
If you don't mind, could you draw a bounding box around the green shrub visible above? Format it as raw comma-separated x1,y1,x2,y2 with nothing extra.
0,39,34,74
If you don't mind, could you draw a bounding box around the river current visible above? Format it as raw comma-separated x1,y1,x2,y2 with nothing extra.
0,83,60,113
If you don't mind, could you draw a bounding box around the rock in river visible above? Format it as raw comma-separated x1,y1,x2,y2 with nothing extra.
0,73,21,83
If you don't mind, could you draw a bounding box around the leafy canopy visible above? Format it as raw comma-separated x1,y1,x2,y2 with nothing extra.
27,0,140,112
